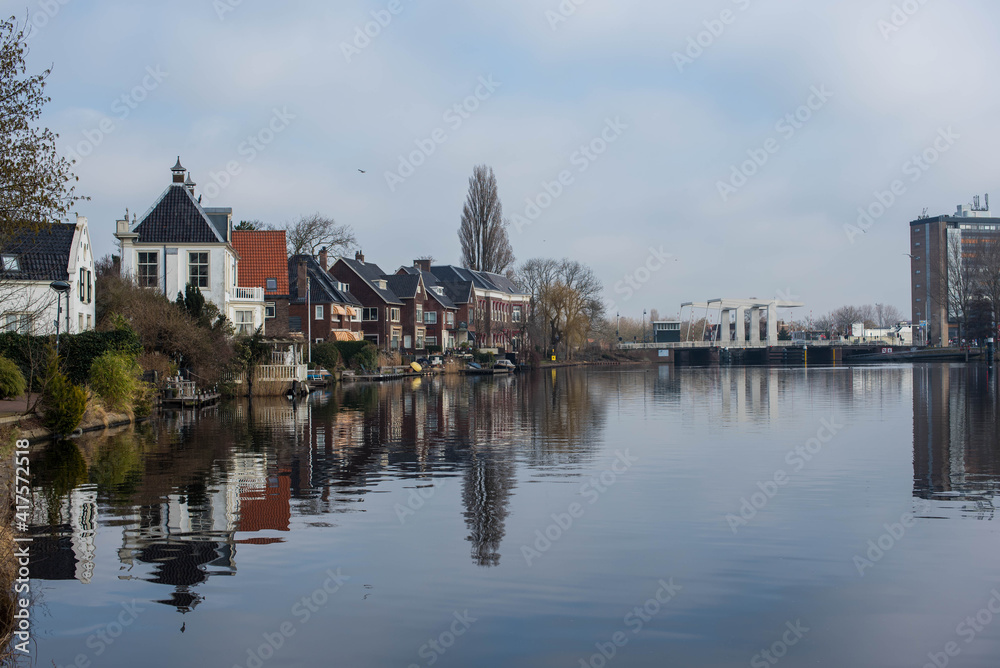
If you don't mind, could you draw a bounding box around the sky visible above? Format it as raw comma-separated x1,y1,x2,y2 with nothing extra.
10,0,1000,322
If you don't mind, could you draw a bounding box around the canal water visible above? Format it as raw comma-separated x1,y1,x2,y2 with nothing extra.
22,365,1000,667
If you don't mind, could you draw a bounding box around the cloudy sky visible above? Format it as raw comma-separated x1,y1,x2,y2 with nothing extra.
12,0,999,321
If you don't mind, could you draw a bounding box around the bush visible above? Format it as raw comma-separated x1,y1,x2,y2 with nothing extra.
132,382,156,419
89,352,141,412
335,341,379,371
0,356,26,399
312,342,342,371
41,348,88,436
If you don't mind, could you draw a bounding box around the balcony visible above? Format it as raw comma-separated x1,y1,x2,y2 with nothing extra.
230,286,264,302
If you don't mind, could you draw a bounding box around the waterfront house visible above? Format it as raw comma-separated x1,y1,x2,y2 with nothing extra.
329,251,405,350
114,158,266,334
231,229,290,336
288,250,363,342
428,265,531,353
1,216,96,335
397,260,459,350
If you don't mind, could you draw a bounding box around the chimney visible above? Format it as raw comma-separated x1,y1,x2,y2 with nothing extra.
355,250,365,263
414,258,431,272
319,247,328,270
185,173,197,196
171,156,186,185
297,260,308,300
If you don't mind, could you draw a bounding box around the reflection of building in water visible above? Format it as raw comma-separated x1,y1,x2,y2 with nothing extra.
28,486,97,583
913,365,1000,503
462,454,514,567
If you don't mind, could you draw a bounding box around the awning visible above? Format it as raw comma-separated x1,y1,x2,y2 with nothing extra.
345,306,359,317
332,330,360,342
331,305,347,316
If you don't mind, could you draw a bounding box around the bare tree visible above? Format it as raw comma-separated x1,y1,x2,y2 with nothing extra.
0,17,83,245
874,303,903,328
285,214,356,257
459,165,515,274
516,258,604,357
947,239,978,343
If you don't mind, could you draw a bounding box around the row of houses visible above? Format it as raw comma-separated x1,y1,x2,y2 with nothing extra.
1,158,531,354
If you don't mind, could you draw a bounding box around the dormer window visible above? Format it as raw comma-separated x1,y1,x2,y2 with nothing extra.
266,278,278,291
376,280,387,290
1,255,19,271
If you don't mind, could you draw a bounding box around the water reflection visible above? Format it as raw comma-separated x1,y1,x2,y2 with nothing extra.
913,364,1000,513
25,365,1000,622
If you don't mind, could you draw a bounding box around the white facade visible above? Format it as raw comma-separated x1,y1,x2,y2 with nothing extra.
1,216,96,335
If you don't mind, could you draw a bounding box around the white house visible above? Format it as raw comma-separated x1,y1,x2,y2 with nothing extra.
1,215,96,335
115,158,265,334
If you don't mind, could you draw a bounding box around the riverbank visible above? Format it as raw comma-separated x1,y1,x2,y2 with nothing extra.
0,399,146,445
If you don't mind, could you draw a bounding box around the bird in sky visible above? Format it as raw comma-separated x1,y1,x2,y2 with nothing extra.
358,169,366,173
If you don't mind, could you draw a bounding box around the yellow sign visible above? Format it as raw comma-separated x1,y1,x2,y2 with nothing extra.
551,356,556,361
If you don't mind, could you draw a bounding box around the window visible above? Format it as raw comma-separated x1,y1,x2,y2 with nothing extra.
512,305,522,323
446,312,455,326
390,308,400,322
138,252,158,287
416,330,425,349
86,314,91,330
79,314,84,331
404,335,412,349
315,305,324,320
426,336,437,346
87,269,92,303
1,255,18,271
265,302,276,318
424,311,437,324
416,305,423,323
79,268,86,302
189,252,209,288
4,313,31,334
266,278,278,291
363,307,379,321
235,310,254,335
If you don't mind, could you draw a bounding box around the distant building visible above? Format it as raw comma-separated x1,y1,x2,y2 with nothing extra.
1,216,95,335
115,158,266,334
910,198,1000,346
397,260,460,350
329,251,406,350
651,321,681,343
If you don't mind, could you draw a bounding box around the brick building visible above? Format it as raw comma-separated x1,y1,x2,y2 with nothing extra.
231,229,290,337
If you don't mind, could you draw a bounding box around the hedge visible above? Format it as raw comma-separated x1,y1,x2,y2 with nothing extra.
0,329,142,387
334,340,378,370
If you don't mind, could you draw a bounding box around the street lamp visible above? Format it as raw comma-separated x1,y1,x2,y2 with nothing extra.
49,280,71,355
642,309,647,344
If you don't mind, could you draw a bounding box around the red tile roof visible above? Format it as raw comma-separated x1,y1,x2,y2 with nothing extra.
232,230,289,295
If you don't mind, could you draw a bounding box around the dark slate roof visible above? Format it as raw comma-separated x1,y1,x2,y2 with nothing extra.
288,255,361,306
400,267,457,308
479,271,521,295
132,184,225,244
430,265,527,298
384,273,419,300
0,223,76,281
336,256,403,304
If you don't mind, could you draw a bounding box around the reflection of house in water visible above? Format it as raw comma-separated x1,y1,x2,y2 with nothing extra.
913,365,1000,507
28,486,97,583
